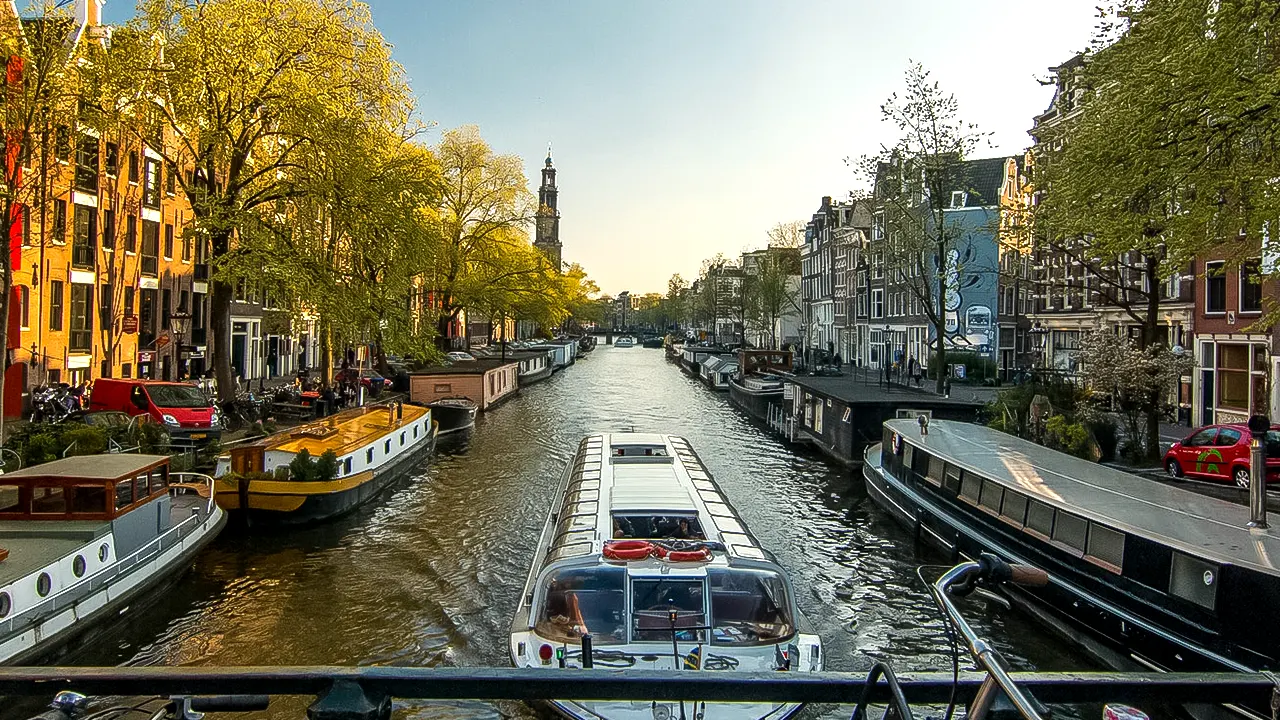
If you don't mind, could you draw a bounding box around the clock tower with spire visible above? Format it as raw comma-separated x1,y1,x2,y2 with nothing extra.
534,146,562,271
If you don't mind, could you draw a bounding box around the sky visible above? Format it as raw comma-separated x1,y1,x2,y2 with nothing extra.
103,0,1102,297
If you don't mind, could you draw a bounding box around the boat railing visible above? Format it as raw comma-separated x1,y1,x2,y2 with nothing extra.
0,510,209,636
5,666,1276,720
171,471,217,514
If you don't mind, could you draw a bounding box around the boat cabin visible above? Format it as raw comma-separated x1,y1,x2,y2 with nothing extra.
516,434,810,654
409,361,520,410
738,349,793,376
699,356,738,390
0,455,171,522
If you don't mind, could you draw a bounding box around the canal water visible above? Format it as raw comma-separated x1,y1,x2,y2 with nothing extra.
74,345,1092,718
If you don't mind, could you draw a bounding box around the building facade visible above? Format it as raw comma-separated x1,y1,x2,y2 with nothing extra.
801,197,835,360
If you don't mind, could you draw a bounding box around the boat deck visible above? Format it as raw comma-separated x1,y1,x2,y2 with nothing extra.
266,404,430,457
886,419,1280,574
0,520,108,586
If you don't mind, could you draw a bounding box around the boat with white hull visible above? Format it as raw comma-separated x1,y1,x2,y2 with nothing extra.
510,433,822,720
0,454,224,664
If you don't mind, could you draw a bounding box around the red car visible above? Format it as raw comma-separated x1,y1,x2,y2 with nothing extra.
1163,423,1280,487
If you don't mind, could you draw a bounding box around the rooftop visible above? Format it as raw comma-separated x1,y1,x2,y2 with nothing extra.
4,454,169,481
411,359,519,376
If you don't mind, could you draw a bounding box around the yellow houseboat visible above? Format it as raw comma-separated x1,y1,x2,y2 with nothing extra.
214,403,436,525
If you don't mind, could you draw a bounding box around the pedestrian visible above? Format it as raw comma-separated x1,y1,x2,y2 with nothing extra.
320,383,336,417
833,352,843,369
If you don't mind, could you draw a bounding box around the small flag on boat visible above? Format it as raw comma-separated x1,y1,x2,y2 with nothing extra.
683,645,702,670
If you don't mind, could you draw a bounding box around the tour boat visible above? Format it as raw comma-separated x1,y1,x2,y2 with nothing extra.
865,418,1280,718
214,403,436,525
0,454,224,664
426,397,478,435
510,433,822,720
614,336,635,348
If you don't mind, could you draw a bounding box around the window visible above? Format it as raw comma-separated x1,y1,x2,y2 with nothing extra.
1051,511,1088,551
632,577,705,642
49,280,64,331
0,485,18,513
149,468,167,494
1205,261,1226,313
707,568,796,646
128,150,139,182
54,125,71,161
536,566,626,644
1087,523,1125,570
1218,343,1250,410
124,286,135,317
19,285,29,328
126,214,137,252
32,486,66,514
950,191,967,208
99,283,112,327
141,220,159,276
366,449,373,464
166,163,176,195
959,471,982,502
182,226,192,261
871,288,884,318
70,284,93,352
53,199,67,243
72,205,96,269
102,208,115,250
71,485,107,514
142,157,161,209
75,135,99,194
161,288,171,330
1026,500,1054,536
164,223,174,259
1240,259,1263,313
1170,552,1217,610
104,142,118,177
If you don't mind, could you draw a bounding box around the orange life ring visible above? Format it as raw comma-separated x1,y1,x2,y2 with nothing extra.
603,540,653,561
653,545,712,563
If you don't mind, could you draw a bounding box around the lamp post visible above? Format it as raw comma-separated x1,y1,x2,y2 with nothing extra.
883,324,892,390
1028,321,1049,372
170,306,192,381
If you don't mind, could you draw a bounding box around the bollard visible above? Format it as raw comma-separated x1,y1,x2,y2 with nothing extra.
581,634,593,669
1248,415,1270,529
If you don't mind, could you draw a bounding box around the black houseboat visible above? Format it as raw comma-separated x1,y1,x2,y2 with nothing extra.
865,418,1280,716
426,397,479,435
678,345,730,377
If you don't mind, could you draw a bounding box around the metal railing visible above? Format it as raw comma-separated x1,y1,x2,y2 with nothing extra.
170,471,216,514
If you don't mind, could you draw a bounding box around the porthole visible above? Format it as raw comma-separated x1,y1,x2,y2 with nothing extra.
98,543,110,562
72,555,86,577
0,592,10,618
36,572,51,597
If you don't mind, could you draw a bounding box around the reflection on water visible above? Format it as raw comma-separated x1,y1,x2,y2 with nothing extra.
65,346,1090,718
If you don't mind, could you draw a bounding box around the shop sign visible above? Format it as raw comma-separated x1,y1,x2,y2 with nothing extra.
137,351,154,363
122,315,139,334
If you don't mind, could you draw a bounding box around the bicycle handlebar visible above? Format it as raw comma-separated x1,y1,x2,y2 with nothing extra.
1008,563,1050,588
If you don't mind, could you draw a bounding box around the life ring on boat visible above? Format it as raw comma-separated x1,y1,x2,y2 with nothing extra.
652,545,713,563
603,540,653,561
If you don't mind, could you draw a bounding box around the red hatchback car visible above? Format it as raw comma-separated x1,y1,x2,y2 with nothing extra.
1163,423,1280,487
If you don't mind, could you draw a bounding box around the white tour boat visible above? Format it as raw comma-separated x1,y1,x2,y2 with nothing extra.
614,336,636,348
510,433,822,720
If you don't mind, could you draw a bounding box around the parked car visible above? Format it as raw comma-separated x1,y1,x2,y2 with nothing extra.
335,368,386,396
445,351,476,362
88,379,222,445
1163,423,1280,487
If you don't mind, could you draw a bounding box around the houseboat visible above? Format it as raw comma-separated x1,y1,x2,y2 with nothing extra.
0,454,224,664
728,373,785,422
865,418,1280,718
426,397,478,435
698,355,738,390
510,433,822,720
678,345,729,377
530,339,578,371
641,335,664,348
409,360,520,411
214,403,436,525
510,349,554,386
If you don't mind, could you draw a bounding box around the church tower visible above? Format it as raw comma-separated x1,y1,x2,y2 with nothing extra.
534,146,562,271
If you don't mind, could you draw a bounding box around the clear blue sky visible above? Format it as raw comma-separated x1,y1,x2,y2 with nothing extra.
103,0,1100,297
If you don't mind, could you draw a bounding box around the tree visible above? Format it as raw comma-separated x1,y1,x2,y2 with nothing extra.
743,247,800,349
0,1,87,435
424,125,536,350
766,221,804,249
856,62,991,393
92,0,412,400
1078,330,1193,461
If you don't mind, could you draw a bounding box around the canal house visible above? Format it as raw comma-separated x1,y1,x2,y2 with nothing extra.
410,359,521,410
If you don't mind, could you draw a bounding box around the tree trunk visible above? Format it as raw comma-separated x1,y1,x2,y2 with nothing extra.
210,275,234,401
1142,256,1162,463
0,258,12,442
319,323,332,384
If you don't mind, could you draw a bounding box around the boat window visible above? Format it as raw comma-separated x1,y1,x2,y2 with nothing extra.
385,440,391,454
537,566,626,645
1052,512,1088,551
959,472,982,502
367,449,374,464
632,578,705,642
1170,551,1217,610
611,514,704,540
0,485,19,513
1026,500,1054,536
134,473,149,500
708,568,795,645
32,486,66,514
902,443,914,470
115,480,133,509
344,458,353,475
150,468,167,494
698,490,723,504
566,488,599,504
927,455,945,487
556,513,596,538
1001,491,1028,525
400,433,405,446
979,482,1004,512
692,479,715,492
1087,523,1125,570
71,485,107,514
943,464,962,494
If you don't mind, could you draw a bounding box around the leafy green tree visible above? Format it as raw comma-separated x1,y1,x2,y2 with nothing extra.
742,247,800,349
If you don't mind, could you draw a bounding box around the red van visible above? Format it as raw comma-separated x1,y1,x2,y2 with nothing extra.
89,379,222,445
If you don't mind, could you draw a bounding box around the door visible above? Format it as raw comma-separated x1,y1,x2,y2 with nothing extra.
232,334,247,381
1181,427,1221,479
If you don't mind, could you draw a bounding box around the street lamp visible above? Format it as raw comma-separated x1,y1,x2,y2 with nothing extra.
1028,321,1049,366
170,303,192,381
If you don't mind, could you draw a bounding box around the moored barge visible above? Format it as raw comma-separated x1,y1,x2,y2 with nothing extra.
864,418,1280,717
511,433,822,720
214,403,436,525
426,397,478,435
0,455,224,664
